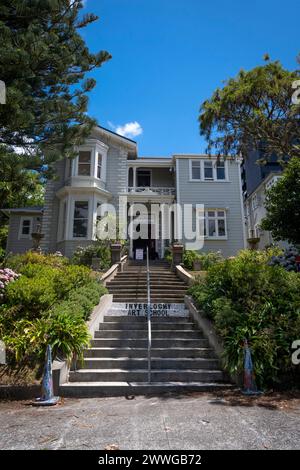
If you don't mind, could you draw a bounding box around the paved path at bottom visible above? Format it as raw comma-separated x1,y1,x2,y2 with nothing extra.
0,392,299,450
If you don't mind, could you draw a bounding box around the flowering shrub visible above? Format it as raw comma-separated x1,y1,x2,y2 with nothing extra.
188,249,300,388
1,253,107,364
0,268,20,299
268,246,299,272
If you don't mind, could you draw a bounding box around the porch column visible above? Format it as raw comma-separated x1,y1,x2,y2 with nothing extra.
133,166,137,190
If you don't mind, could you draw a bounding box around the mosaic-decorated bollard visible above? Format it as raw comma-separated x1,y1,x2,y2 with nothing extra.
33,345,60,406
242,339,262,396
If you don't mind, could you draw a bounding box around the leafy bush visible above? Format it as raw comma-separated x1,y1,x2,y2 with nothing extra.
6,251,69,271
3,314,90,362
188,249,300,388
183,250,223,270
164,247,172,264
72,242,111,270
51,281,107,321
0,252,107,364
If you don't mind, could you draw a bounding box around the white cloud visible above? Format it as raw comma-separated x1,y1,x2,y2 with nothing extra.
110,121,143,139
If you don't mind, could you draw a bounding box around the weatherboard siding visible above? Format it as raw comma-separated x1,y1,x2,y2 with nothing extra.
176,158,245,257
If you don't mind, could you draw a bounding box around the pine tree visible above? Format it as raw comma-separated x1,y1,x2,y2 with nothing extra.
0,0,111,160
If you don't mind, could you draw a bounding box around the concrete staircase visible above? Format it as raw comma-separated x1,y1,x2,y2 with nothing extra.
60,307,229,397
60,262,230,397
106,260,188,303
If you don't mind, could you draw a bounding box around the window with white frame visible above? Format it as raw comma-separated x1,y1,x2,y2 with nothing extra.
78,150,91,176
73,201,89,238
190,159,227,181
19,217,32,239
204,161,213,180
97,153,102,179
216,160,226,180
191,160,201,180
198,209,227,238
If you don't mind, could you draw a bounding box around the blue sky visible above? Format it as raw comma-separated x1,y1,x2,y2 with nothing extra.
82,0,299,156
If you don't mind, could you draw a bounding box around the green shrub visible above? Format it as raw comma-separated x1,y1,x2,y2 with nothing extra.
52,264,92,298
164,247,172,264
188,249,300,388
183,250,223,270
5,273,58,317
183,250,201,270
71,242,111,270
3,314,90,362
6,251,69,271
1,252,107,365
51,281,107,321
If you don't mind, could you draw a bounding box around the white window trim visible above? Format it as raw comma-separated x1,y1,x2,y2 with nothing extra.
197,209,228,240
71,199,90,240
73,141,108,182
18,216,33,239
189,159,229,182
189,159,202,181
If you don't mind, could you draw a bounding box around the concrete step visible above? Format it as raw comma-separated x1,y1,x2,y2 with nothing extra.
107,279,185,285
60,381,232,397
108,288,188,294
94,330,203,339
90,338,210,348
83,347,215,358
111,296,187,302
81,358,220,370
100,322,195,331
103,315,190,322
69,369,224,382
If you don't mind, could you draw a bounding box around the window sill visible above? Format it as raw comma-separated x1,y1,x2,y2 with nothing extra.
204,237,228,240
189,180,230,183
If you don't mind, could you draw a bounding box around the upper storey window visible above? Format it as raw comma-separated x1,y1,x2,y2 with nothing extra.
78,151,91,176
190,159,227,181
97,153,102,179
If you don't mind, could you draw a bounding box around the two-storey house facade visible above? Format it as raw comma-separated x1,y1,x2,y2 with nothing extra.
3,126,246,258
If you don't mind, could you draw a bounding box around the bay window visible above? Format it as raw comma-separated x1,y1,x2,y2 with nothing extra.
73,201,89,238
78,151,91,176
97,153,102,179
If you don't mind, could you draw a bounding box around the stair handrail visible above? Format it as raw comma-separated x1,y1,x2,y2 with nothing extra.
146,247,152,383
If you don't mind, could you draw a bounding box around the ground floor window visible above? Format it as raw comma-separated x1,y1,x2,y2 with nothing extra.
19,217,33,239
198,209,227,238
73,201,89,238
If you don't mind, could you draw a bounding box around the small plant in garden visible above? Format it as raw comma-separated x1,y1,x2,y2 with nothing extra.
183,250,223,270
71,242,111,270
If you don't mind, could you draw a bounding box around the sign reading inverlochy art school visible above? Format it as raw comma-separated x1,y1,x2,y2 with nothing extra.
124,303,188,317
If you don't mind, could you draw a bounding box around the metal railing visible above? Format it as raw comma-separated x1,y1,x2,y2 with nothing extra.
146,247,152,383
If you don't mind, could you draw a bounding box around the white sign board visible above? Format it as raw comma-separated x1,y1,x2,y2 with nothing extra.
135,249,144,260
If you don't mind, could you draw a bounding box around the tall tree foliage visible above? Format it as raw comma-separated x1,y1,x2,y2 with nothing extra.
261,157,300,245
199,59,300,161
0,0,111,160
